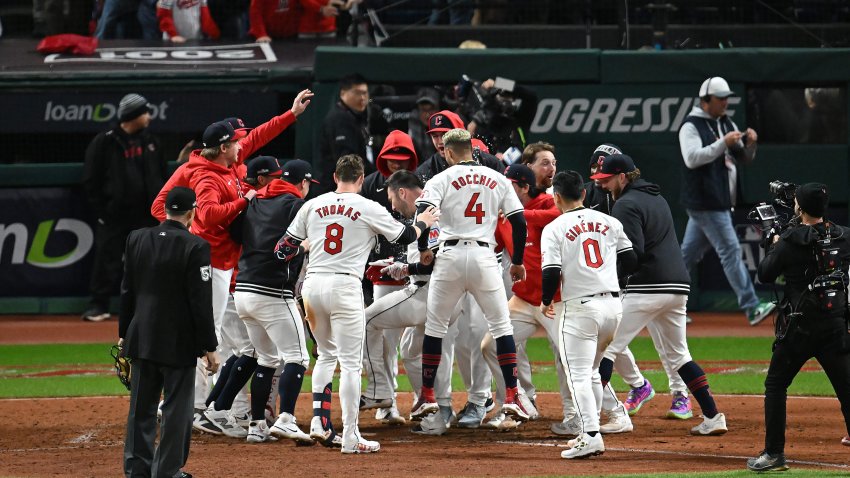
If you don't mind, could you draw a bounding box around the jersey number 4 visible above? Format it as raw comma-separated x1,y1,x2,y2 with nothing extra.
324,223,344,255
582,238,603,269
464,193,485,224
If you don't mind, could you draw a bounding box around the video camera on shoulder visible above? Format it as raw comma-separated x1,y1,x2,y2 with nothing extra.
748,180,799,249
455,74,523,154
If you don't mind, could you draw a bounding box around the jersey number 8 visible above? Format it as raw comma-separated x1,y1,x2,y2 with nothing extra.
324,223,344,255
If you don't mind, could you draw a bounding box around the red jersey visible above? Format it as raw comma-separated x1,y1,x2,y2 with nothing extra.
298,0,335,34
496,193,561,306
249,0,298,39
150,110,296,221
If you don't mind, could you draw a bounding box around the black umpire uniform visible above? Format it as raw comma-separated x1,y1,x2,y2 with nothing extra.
750,183,850,471
120,187,217,478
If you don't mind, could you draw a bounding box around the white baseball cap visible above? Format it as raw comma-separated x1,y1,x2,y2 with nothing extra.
699,76,734,98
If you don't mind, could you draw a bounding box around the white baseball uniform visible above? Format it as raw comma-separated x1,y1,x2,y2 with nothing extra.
541,207,632,433
416,162,524,339
286,191,410,448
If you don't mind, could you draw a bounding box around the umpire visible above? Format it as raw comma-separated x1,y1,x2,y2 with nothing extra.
748,183,850,472
120,187,219,478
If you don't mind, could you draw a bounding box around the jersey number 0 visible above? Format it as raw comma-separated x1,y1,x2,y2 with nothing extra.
324,223,344,255
582,238,603,269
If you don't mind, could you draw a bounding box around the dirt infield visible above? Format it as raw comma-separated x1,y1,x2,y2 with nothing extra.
1,313,847,477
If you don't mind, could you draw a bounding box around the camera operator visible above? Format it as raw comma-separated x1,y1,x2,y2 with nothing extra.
747,183,850,472
457,77,537,163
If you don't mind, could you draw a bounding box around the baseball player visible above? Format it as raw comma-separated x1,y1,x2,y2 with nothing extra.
540,170,638,459
219,158,315,445
411,128,529,423
593,154,728,436
276,154,439,454
359,169,459,435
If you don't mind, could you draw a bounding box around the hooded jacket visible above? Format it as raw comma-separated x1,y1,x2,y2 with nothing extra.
234,179,306,297
758,221,850,324
679,106,756,210
583,181,613,215
495,192,561,305
362,130,419,210
151,111,296,221
185,152,248,270
610,178,690,294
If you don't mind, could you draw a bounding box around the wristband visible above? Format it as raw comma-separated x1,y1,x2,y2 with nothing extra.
415,221,427,232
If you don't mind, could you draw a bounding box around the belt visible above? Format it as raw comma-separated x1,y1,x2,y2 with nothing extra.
445,239,489,247
584,291,620,298
413,280,428,287
334,272,358,278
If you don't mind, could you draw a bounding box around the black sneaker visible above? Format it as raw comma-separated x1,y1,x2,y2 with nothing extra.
81,306,110,322
746,451,789,472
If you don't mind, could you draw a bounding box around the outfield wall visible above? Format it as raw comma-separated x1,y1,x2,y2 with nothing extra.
1,46,848,313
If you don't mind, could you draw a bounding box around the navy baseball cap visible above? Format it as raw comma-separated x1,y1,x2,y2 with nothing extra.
590,154,636,180
222,117,252,134
282,159,319,184
165,187,197,213
202,120,248,148
246,156,282,181
504,163,536,187
589,143,623,168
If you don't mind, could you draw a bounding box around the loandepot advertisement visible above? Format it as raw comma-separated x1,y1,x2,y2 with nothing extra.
0,187,95,296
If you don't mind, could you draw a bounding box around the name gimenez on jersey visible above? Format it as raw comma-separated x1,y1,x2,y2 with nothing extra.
314,203,361,221
450,172,499,191
564,220,610,242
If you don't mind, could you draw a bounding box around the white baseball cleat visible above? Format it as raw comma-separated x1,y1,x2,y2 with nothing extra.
309,416,342,448
410,397,439,420
376,405,406,425
247,420,278,443
341,436,381,454
560,433,605,459
501,401,530,422
599,406,634,434
517,392,539,421
690,412,727,436
270,412,314,445
202,406,248,438
359,396,393,410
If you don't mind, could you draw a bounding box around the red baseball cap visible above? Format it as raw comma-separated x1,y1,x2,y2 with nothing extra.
427,110,465,134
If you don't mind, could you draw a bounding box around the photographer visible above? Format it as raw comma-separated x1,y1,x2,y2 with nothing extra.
748,183,850,472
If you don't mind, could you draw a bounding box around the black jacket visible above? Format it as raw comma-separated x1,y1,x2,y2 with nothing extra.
611,179,690,294
758,221,850,326
83,126,167,224
235,180,306,298
583,181,613,215
416,150,503,182
316,102,375,196
119,220,217,367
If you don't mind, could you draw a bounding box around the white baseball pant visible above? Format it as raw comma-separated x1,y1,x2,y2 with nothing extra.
401,323,457,408
194,266,231,409
426,243,513,340
302,273,367,446
603,293,693,387
373,284,405,401
364,282,456,402
558,294,622,434
452,293,493,407
234,292,310,370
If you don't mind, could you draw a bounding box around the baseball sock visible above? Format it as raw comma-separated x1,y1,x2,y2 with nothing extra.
421,334,442,401
495,335,519,401
206,354,238,407
678,361,718,418
250,365,275,421
214,355,258,411
599,357,614,387
279,363,306,415
313,382,333,430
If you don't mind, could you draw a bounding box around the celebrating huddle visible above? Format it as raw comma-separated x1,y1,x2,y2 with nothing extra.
119,90,728,478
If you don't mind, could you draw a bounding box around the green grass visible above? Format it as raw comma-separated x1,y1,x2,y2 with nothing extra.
0,337,837,399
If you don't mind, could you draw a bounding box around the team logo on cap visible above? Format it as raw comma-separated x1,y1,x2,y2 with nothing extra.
237,118,245,128
434,116,443,126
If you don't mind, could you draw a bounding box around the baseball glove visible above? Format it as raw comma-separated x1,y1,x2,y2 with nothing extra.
110,345,132,391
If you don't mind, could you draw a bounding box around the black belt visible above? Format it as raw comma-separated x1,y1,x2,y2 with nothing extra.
413,280,428,287
334,272,357,278
584,291,620,298
445,239,489,247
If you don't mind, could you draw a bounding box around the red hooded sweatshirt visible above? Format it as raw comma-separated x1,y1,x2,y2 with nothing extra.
151,110,296,221
495,193,561,306
376,129,418,177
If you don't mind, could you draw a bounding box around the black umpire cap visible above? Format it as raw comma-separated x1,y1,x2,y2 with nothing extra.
166,187,197,213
